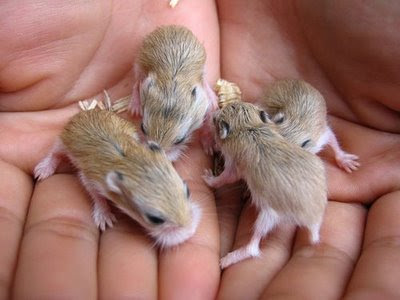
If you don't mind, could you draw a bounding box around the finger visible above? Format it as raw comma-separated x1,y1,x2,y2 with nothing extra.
262,201,366,300
98,215,158,299
215,182,246,257
158,145,220,299
218,204,296,300
323,117,400,203
344,191,400,299
0,161,32,299
13,175,99,299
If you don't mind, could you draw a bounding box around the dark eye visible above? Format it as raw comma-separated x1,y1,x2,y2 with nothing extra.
146,214,165,225
301,139,311,148
275,116,284,124
141,123,147,135
191,87,197,98
184,182,190,198
259,111,269,123
174,136,186,145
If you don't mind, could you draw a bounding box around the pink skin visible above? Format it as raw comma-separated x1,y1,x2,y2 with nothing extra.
34,140,115,231
326,127,360,173
128,80,142,116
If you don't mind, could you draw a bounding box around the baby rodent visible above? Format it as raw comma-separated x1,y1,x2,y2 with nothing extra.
203,101,327,269
259,79,360,172
34,109,201,247
129,25,217,161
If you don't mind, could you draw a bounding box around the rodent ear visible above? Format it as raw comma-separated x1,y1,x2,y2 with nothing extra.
272,112,284,124
218,120,230,139
106,171,125,195
148,140,162,152
142,73,155,91
259,111,270,123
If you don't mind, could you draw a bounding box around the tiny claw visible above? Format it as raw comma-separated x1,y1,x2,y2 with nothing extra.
336,152,361,173
94,211,116,231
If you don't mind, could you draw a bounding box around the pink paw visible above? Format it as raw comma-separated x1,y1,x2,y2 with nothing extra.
128,100,141,117
34,159,56,181
93,209,117,231
336,152,360,173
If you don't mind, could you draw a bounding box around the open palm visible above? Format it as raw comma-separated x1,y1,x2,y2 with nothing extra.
0,0,399,299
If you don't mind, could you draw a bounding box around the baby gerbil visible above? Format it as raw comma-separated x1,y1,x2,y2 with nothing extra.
129,25,217,161
34,109,201,247
259,79,360,172
203,101,327,269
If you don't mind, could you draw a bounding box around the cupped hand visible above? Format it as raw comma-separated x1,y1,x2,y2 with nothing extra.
0,1,220,299
1,0,400,299
217,0,400,299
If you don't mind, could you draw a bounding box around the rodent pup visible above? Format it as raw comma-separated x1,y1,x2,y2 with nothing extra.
34,109,201,247
260,79,360,172
130,25,217,161
203,102,327,269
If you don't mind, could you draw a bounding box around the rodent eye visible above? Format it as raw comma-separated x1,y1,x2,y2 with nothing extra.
174,136,186,145
191,87,197,98
272,112,284,124
184,181,190,198
141,123,147,135
259,111,269,123
301,139,311,148
146,214,165,225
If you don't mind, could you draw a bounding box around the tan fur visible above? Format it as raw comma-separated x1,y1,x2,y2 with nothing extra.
260,79,327,152
61,109,191,227
138,25,209,150
215,102,327,227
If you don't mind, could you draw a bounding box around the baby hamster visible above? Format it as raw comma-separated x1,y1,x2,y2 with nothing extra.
259,79,360,172
129,25,217,161
34,109,201,247
203,101,327,269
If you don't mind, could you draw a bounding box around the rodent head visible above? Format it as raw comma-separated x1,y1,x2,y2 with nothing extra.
105,142,201,247
270,112,320,153
140,73,208,161
213,101,272,141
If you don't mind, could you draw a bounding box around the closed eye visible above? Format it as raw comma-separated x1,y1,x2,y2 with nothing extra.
174,136,186,145
146,214,165,225
301,139,311,148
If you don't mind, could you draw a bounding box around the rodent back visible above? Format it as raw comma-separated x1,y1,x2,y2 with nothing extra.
231,129,326,221
215,102,326,219
261,79,328,148
139,25,206,83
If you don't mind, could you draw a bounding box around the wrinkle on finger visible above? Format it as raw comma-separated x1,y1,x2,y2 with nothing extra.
344,191,400,300
262,201,366,300
98,215,158,299
0,161,32,300
159,147,220,300
13,175,99,300
218,204,296,300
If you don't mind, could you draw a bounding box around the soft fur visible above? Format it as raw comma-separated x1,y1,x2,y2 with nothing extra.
34,109,201,247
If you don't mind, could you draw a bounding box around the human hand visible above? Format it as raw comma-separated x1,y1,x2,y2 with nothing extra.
216,0,400,299
0,1,221,299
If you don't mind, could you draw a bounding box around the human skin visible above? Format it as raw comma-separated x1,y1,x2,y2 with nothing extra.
0,0,399,299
